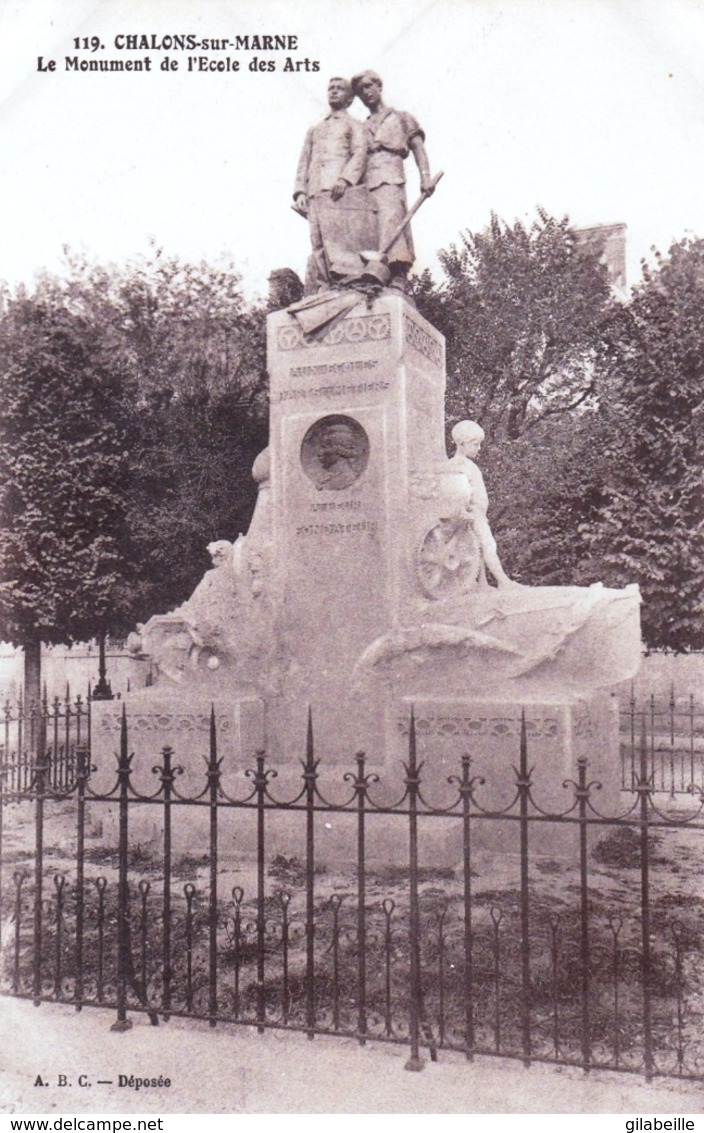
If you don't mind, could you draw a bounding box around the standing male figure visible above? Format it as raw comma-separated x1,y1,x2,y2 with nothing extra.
293,76,373,294
351,69,434,292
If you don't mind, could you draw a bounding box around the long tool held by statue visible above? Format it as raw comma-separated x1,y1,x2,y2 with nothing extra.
360,170,444,284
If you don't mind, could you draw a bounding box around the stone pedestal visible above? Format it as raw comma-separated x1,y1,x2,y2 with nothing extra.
265,295,447,766
91,692,264,852
392,693,620,858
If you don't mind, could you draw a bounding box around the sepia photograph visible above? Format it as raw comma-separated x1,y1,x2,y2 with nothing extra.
0,0,703,1121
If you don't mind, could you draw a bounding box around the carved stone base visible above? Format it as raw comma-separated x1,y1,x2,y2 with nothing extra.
390,692,620,858
91,691,264,784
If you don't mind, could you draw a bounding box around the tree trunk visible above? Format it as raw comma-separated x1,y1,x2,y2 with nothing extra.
23,638,41,708
23,637,45,758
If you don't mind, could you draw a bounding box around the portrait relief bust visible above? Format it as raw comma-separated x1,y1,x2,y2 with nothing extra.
300,414,370,490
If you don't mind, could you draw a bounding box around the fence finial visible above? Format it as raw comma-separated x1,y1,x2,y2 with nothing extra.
306,704,314,768
119,702,129,768
209,704,217,764
408,705,417,772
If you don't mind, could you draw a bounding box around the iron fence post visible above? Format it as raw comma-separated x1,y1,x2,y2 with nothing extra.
354,750,368,1045
157,745,178,1021
669,682,676,799
303,709,318,1040
628,683,636,789
517,712,532,1067
110,707,133,1032
17,694,25,782
254,749,267,1033
637,717,654,1080
53,874,66,998
32,739,48,1006
576,757,591,1071
281,892,291,1025
13,871,25,994
74,743,89,1011
207,708,222,1028
649,693,657,789
460,753,475,1060
689,694,696,790
403,709,424,1072
63,690,71,789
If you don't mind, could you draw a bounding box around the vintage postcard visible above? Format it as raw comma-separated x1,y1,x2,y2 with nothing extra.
0,0,703,1122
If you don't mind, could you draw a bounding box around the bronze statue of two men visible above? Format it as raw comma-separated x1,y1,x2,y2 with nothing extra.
293,70,434,295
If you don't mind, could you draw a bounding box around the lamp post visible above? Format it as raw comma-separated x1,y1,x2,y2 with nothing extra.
92,630,114,701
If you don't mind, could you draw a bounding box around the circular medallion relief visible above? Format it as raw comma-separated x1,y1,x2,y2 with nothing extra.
417,517,483,599
300,414,370,491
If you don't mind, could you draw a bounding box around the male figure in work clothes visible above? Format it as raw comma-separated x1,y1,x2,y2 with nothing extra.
293,76,374,294
351,69,434,292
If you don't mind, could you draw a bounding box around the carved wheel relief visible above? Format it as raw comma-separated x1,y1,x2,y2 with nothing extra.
417,516,483,598
277,313,391,351
300,414,370,491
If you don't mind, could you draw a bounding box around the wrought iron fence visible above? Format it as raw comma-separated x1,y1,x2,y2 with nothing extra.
0,694,91,793
1,707,703,1083
620,689,704,795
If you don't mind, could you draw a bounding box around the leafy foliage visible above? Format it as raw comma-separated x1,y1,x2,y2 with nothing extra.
0,248,270,687
40,246,267,400
412,209,615,587
413,209,614,441
32,248,269,624
0,294,135,649
123,386,266,623
482,412,611,586
582,238,704,650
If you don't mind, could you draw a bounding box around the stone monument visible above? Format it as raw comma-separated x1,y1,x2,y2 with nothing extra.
293,75,374,293
93,75,641,860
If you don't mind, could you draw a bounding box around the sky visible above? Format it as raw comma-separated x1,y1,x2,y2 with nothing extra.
1,0,704,301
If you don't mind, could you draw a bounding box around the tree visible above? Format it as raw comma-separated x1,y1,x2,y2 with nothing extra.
581,238,704,650
413,208,614,440
412,209,616,586
38,245,267,401
0,293,136,703
481,411,611,585
122,385,268,623
33,248,270,623
0,248,271,703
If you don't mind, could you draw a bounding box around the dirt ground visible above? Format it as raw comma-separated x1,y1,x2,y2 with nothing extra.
2,798,703,1114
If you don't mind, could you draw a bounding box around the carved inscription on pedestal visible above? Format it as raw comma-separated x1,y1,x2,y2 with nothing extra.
296,520,378,537
276,377,390,404
403,313,443,368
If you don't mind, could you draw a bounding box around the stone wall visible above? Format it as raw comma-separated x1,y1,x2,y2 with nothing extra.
615,650,704,703
0,642,150,701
